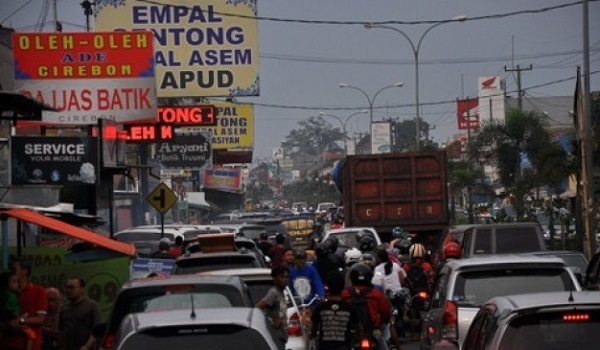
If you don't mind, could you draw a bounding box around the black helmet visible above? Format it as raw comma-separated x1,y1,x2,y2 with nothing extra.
315,242,331,257
324,236,339,252
349,263,374,286
358,236,375,252
394,238,412,255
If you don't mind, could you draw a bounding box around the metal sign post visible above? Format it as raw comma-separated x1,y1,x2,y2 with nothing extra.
147,182,178,238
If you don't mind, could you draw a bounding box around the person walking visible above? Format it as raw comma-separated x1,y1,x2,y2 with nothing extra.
0,270,36,350
59,279,102,350
267,234,287,267
11,257,47,350
42,288,61,350
256,265,290,350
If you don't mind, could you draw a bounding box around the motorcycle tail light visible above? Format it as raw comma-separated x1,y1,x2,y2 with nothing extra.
417,291,429,299
359,337,372,349
287,312,303,336
443,301,458,340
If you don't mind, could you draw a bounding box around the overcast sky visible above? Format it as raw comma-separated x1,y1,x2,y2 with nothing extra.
2,0,599,160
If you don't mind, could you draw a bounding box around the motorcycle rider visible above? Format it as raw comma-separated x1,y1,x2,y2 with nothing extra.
404,243,433,341
341,263,392,350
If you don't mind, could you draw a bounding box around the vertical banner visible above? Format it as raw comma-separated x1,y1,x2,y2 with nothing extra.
457,98,479,130
12,32,156,125
371,121,391,154
95,0,259,98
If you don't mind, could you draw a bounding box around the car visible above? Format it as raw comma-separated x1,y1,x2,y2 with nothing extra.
322,227,383,255
215,222,268,241
198,268,309,350
460,222,547,258
291,202,308,213
421,254,583,350
99,274,254,350
111,307,280,350
431,224,471,270
172,234,267,275
530,250,589,285
459,291,600,350
316,202,336,214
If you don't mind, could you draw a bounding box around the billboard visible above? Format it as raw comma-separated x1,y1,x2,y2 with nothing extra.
478,76,506,122
457,98,479,130
12,31,156,125
180,102,254,150
154,133,211,169
204,168,242,192
371,121,391,154
11,136,98,185
95,0,259,98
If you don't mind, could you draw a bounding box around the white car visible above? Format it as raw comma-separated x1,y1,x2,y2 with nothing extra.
199,268,309,350
322,227,383,255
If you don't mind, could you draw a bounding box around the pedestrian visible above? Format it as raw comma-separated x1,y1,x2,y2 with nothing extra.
281,248,295,268
267,233,286,267
59,278,102,350
257,232,273,258
42,288,61,350
0,270,36,350
11,257,47,350
310,270,358,350
256,265,290,350
289,249,325,305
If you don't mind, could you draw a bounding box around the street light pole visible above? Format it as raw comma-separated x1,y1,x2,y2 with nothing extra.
319,110,368,154
339,82,403,153
365,16,467,151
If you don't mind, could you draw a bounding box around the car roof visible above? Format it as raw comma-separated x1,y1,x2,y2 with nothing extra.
198,268,272,280
121,274,247,290
486,291,600,314
445,254,568,270
466,222,540,229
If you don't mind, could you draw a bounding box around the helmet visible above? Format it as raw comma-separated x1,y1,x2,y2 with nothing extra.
349,263,374,286
324,236,339,252
409,243,427,259
358,236,375,252
443,241,462,259
345,247,362,265
394,238,412,255
360,253,376,268
392,226,405,238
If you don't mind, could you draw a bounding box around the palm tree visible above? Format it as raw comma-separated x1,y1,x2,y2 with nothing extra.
468,108,572,219
448,160,492,224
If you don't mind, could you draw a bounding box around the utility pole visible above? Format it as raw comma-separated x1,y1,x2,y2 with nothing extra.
504,65,532,110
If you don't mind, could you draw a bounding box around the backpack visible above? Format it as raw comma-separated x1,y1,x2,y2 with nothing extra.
349,286,375,334
406,264,428,293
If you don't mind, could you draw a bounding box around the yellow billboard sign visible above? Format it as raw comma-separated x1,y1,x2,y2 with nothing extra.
180,102,254,150
95,0,259,98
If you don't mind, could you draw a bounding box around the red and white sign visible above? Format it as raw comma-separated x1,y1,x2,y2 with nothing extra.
457,98,479,130
203,168,242,192
12,32,156,125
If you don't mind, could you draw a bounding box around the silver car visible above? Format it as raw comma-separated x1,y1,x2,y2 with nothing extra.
113,307,280,350
421,254,582,350
460,291,600,350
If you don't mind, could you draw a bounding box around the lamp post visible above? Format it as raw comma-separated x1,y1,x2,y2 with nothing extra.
319,110,368,154
338,82,404,153
365,15,467,151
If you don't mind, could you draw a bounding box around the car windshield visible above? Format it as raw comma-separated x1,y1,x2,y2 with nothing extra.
499,310,600,350
119,326,272,350
453,268,572,306
174,256,259,275
116,231,175,242
243,280,273,305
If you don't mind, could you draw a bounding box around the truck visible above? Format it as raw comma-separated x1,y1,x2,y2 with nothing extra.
338,151,449,243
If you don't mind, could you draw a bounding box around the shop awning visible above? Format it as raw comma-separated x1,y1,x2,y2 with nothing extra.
187,192,211,209
2,208,135,256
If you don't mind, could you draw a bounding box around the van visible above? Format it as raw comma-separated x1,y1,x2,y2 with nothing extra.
460,222,547,258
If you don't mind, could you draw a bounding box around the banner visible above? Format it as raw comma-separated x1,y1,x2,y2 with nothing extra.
1,247,130,321
154,133,211,168
12,32,156,125
457,98,479,130
371,121,391,154
204,168,242,192
95,0,259,98
11,136,99,185
180,102,254,150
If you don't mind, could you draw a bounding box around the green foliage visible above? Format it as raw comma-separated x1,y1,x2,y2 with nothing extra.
391,117,431,152
282,116,345,157
247,183,274,203
282,178,341,208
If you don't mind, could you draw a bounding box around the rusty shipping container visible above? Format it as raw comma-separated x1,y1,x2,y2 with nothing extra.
341,151,449,242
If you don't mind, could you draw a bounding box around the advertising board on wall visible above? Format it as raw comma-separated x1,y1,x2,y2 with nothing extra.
371,122,391,154
204,167,242,192
12,32,156,125
180,102,254,150
11,136,98,185
457,98,480,130
95,0,259,98
478,76,506,122
154,133,211,169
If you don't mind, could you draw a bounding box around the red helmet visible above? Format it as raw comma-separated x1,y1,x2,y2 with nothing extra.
443,241,462,259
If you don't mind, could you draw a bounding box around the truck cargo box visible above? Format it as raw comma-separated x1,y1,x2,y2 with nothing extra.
341,151,449,238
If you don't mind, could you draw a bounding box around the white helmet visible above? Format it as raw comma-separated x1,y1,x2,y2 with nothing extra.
345,247,362,265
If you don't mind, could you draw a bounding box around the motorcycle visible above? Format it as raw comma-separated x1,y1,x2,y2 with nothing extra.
386,288,412,339
407,288,430,339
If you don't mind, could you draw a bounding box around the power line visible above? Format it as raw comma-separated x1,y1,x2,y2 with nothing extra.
138,0,596,26
0,0,37,24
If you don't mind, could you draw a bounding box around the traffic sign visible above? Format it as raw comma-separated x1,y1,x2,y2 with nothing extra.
147,182,178,214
